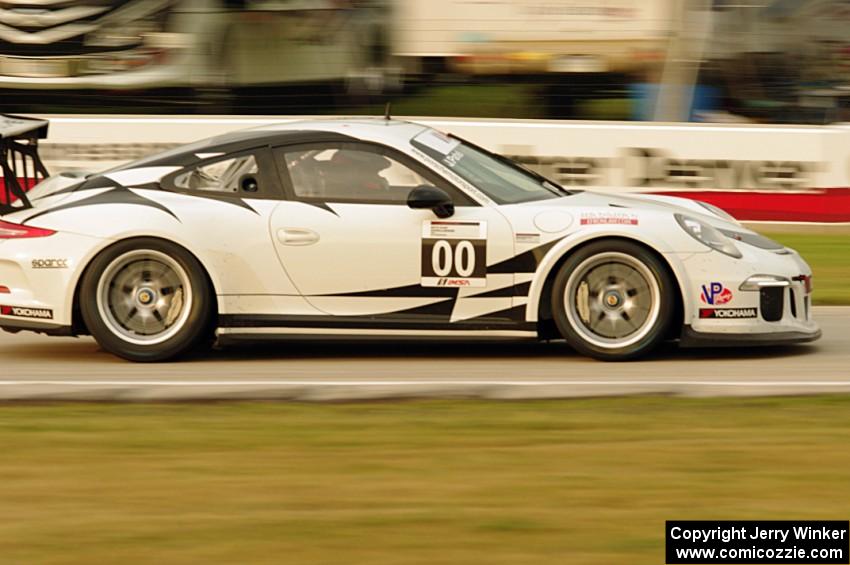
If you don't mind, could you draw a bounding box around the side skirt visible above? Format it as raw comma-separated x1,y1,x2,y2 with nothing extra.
216,312,539,342
216,327,539,345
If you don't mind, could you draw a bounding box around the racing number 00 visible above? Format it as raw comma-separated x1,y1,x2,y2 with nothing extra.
431,239,476,277
422,237,486,284
421,220,487,287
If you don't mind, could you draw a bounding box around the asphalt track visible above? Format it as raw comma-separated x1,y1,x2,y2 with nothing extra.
0,306,847,401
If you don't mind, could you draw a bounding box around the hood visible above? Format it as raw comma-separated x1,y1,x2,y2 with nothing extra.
513,190,786,251
532,190,742,228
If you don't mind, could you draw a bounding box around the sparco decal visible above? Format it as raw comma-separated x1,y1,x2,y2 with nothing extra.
32,259,69,269
700,282,733,305
0,305,54,319
699,308,757,319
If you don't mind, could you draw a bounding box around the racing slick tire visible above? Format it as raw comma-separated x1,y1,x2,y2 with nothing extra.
551,239,675,361
79,238,214,362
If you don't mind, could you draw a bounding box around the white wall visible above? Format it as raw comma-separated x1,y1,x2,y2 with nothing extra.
36,115,850,193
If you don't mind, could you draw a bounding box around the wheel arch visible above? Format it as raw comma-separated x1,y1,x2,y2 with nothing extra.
70,235,220,335
527,234,688,336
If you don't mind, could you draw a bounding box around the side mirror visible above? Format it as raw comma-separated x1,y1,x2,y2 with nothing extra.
407,185,454,218
240,174,259,193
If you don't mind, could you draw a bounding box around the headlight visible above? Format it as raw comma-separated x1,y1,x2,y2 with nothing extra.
675,214,742,258
739,275,790,291
697,201,739,224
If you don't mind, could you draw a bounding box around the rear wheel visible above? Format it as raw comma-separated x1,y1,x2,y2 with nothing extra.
551,240,674,361
80,238,213,362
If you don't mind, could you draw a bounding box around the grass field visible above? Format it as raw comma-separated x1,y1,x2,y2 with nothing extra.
3,397,850,564
764,233,850,305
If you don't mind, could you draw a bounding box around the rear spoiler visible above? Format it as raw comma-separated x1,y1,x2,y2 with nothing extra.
1,114,50,214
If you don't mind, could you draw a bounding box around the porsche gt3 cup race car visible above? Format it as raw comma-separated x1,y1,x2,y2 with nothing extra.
0,114,821,361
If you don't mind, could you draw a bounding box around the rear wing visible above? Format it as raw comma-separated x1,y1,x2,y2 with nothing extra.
1,114,50,214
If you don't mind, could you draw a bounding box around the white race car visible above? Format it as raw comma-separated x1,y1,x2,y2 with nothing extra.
0,114,821,361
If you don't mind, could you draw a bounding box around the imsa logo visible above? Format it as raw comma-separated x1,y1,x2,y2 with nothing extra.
436,278,472,287
0,305,54,320
700,308,758,319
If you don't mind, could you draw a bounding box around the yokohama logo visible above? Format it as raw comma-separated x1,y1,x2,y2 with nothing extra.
700,308,757,319
0,305,53,319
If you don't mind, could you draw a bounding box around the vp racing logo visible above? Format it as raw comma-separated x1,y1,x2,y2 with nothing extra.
0,305,54,320
700,282,733,305
698,282,754,318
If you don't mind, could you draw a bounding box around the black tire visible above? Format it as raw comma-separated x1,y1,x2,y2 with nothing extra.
550,239,675,361
79,238,214,362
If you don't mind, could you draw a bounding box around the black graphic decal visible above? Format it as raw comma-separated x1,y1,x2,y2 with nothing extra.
174,190,258,214
465,282,531,299
63,175,116,193
23,186,180,224
488,238,562,274
323,283,457,299
388,294,458,318
304,201,338,216
468,304,527,323
217,303,535,332
129,182,163,192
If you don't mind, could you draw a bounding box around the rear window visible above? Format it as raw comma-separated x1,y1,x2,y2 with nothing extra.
173,155,259,194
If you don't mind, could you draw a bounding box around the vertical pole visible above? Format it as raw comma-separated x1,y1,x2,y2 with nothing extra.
653,0,714,122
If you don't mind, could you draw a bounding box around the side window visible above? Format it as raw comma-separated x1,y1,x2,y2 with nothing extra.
173,154,259,194
277,143,477,206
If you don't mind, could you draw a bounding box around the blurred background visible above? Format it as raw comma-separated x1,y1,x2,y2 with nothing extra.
0,0,849,123
1,6,849,562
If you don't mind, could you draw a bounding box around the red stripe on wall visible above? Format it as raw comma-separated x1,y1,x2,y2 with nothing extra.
652,188,850,223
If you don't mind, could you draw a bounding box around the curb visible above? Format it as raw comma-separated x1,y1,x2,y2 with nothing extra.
3,380,850,402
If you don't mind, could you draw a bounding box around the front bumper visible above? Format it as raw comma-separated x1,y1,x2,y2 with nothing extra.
674,243,821,345
0,317,73,336
680,326,821,348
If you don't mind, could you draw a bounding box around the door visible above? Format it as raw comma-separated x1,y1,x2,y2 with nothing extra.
269,141,519,326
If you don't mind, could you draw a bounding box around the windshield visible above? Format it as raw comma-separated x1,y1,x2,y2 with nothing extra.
411,130,569,205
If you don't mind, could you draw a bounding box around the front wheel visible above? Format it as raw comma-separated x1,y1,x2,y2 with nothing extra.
80,238,213,362
551,240,675,361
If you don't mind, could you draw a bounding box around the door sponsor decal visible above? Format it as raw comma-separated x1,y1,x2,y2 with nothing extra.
579,212,638,226
515,232,541,244
700,282,733,305
421,220,487,287
699,308,757,319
